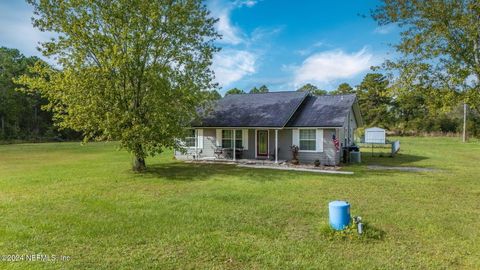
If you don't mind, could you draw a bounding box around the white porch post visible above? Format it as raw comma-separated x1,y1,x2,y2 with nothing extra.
232,129,236,161
194,129,198,160
275,129,278,164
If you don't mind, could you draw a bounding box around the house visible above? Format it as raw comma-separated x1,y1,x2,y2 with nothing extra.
175,91,363,165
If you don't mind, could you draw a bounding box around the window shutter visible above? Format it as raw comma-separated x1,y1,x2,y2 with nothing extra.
242,129,248,150
292,129,299,146
216,129,222,147
197,129,203,149
316,129,323,152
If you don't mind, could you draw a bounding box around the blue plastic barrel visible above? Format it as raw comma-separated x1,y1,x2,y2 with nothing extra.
329,201,351,230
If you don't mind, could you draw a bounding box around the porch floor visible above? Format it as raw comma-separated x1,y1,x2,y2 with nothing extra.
191,157,287,165
187,157,353,175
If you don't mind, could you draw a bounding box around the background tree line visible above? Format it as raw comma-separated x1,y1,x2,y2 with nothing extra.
2,45,478,143
2,0,480,150
224,73,480,137
0,47,80,141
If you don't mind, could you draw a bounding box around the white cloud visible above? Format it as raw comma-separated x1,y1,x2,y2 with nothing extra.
235,0,257,7
294,48,374,86
0,2,54,58
374,24,396,35
214,8,244,44
208,0,257,45
250,26,283,43
294,41,327,56
207,0,271,88
213,49,256,87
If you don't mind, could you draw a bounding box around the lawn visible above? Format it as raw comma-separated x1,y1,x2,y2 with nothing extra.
0,137,479,269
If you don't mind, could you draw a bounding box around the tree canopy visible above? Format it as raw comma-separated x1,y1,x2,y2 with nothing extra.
0,47,65,140
296,83,327,96
225,88,245,95
18,0,219,171
249,85,269,93
372,0,480,113
356,73,392,128
208,90,222,100
332,83,354,95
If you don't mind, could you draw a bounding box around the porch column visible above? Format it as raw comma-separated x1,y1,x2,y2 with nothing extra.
275,129,278,164
194,129,198,160
232,129,236,161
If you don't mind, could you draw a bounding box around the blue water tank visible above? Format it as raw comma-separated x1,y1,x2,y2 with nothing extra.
329,201,351,230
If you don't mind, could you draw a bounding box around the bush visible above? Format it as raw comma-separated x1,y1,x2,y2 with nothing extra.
319,219,385,242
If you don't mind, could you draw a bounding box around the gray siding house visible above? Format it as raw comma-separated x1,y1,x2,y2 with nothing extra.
175,91,363,165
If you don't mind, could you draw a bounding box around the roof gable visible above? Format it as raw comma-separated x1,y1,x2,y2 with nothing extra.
286,94,357,127
197,91,308,127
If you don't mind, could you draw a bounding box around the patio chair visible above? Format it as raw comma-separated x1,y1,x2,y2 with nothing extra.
187,149,202,160
220,147,244,160
235,147,244,159
270,147,280,161
214,147,223,159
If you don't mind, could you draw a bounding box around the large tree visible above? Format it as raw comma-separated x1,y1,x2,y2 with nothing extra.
18,0,219,171
356,73,392,128
372,0,480,140
332,83,354,95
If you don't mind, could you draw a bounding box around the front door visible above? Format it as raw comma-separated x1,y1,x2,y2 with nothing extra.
257,130,268,157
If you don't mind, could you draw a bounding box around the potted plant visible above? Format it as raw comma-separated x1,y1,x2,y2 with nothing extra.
314,159,321,167
290,145,299,165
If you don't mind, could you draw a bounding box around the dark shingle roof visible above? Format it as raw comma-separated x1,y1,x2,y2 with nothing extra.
286,94,356,127
196,91,308,127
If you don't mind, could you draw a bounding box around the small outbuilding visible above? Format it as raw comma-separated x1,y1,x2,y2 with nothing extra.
364,127,386,144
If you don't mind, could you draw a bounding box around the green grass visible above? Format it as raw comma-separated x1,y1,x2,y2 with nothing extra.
0,137,479,269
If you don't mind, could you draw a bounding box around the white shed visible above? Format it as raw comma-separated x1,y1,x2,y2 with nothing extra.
365,127,386,144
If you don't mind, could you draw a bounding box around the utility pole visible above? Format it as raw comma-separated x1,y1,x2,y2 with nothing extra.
463,103,467,143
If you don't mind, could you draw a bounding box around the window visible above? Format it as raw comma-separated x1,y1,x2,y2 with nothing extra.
222,130,232,148
221,130,242,148
235,130,243,148
299,129,316,151
185,129,196,147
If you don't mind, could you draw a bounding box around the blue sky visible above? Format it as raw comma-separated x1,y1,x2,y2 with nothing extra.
0,0,399,94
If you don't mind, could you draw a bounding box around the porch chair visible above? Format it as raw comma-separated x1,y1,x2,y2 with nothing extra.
214,147,224,159
187,148,202,160
270,147,280,161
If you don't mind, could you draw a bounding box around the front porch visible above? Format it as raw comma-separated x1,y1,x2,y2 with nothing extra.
185,156,352,174
187,128,284,163
218,128,281,163
176,127,342,166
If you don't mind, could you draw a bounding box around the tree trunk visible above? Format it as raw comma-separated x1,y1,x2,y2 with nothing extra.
132,143,146,172
33,105,39,137
133,155,146,172
1,115,4,136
